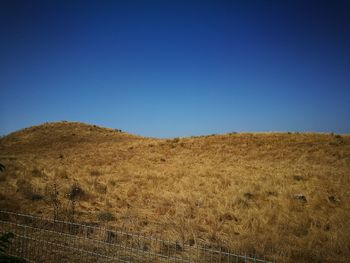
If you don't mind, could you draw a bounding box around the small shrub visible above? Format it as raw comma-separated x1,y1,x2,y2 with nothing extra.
67,183,85,200
293,175,304,181
66,183,85,223
31,168,43,177
243,192,253,199
30,193,44,201
172,138,180,143
293,194,307,202
328,195,340,203
267,191,278,196
90,170,101,177
97,212,115,222
44,182,61,220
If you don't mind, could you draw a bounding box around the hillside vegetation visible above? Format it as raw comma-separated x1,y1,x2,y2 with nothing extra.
0,121,349,262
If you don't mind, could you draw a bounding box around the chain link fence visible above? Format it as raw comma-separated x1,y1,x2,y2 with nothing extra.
0,210,273,263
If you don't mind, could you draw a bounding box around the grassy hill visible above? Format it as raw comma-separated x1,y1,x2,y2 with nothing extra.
0,121,349,262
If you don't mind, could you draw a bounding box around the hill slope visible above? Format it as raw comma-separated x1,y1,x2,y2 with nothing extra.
1,122,349,262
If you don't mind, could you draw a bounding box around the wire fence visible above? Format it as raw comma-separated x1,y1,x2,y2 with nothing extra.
0,210,273,263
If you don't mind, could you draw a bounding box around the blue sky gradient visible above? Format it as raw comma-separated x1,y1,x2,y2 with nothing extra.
1,0,349,137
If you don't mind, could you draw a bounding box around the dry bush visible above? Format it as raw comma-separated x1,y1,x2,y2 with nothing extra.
67,183,85,201
44,182,61,220
65,183,87,222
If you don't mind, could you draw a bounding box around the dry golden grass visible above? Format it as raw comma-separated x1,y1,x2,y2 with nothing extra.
0,121,349,262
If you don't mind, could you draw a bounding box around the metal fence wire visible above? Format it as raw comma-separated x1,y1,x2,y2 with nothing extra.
0,210,273,263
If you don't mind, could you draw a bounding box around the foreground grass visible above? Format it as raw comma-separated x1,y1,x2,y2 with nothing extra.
0,122,349,262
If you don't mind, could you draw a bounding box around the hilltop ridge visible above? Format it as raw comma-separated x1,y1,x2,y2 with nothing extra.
0,121,142,154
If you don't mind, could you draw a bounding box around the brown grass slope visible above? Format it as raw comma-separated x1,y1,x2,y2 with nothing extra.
0,121,349,262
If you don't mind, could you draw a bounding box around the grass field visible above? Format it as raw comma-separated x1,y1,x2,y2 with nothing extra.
0,121,349,262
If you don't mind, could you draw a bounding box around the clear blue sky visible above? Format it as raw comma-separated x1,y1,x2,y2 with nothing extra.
1,0,349,137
